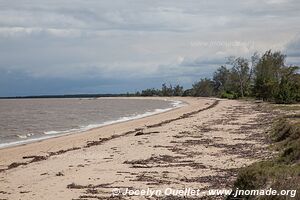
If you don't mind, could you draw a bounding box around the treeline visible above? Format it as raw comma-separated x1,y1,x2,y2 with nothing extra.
136,83,185,97
136,50,300,104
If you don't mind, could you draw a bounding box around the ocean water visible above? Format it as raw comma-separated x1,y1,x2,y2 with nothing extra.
0,98,183,148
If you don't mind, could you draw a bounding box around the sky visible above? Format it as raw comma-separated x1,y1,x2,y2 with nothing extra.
0,0,300,97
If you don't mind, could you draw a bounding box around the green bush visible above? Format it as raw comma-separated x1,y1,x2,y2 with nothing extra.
220,91,238,99
280,141,300,164
271,116,300,163
228,161,300,200
271,118,293,142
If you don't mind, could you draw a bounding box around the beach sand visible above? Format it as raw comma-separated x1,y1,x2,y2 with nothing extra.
0,97,275,200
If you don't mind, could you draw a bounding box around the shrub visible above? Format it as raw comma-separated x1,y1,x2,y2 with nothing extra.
220,91,238,99
228,115,300,200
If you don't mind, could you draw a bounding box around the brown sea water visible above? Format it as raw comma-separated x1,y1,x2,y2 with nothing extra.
0,98,182,148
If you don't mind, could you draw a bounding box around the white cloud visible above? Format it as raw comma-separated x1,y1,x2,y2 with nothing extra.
0,27,84,38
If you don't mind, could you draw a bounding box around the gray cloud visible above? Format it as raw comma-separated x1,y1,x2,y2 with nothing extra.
284,36,300,65
0,0,300,96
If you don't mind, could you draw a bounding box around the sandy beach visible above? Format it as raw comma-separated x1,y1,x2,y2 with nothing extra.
0,97,275,200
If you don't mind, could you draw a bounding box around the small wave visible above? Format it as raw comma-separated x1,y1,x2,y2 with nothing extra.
0,135,57,149
44,129,80,135
17,134,28,139
17,133,34,139
44,131,60,135
171,100,184,107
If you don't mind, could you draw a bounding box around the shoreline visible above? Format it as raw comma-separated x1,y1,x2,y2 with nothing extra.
0,97,209,167
0,97,185,150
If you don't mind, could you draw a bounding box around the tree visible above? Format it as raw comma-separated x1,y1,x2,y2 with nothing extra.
161,83,173,96
213,65,231,94
182,89,193,96
173,84,184,96
192,78,214,97
228,57,251,97
275,66,300,104
141,88,160,96
253,50,286,101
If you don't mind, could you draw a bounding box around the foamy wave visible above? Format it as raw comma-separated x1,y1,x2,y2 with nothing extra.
17,133,34,139
44,129,80,135
0,135,56,149
44,131,60,135
171,100,184,107
17,134,27,139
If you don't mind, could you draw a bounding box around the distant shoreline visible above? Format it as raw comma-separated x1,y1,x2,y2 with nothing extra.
0,93,132,99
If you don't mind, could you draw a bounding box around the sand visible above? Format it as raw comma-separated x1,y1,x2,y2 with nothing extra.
0,97,274,200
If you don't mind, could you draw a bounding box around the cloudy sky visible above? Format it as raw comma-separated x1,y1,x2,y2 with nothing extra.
0,0,300,96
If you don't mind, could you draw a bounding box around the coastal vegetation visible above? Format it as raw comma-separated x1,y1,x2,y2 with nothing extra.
138,50,300,104
227,113,300,200
137,83,184,97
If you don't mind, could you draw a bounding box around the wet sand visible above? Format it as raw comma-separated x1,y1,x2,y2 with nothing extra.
0,97,274,200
